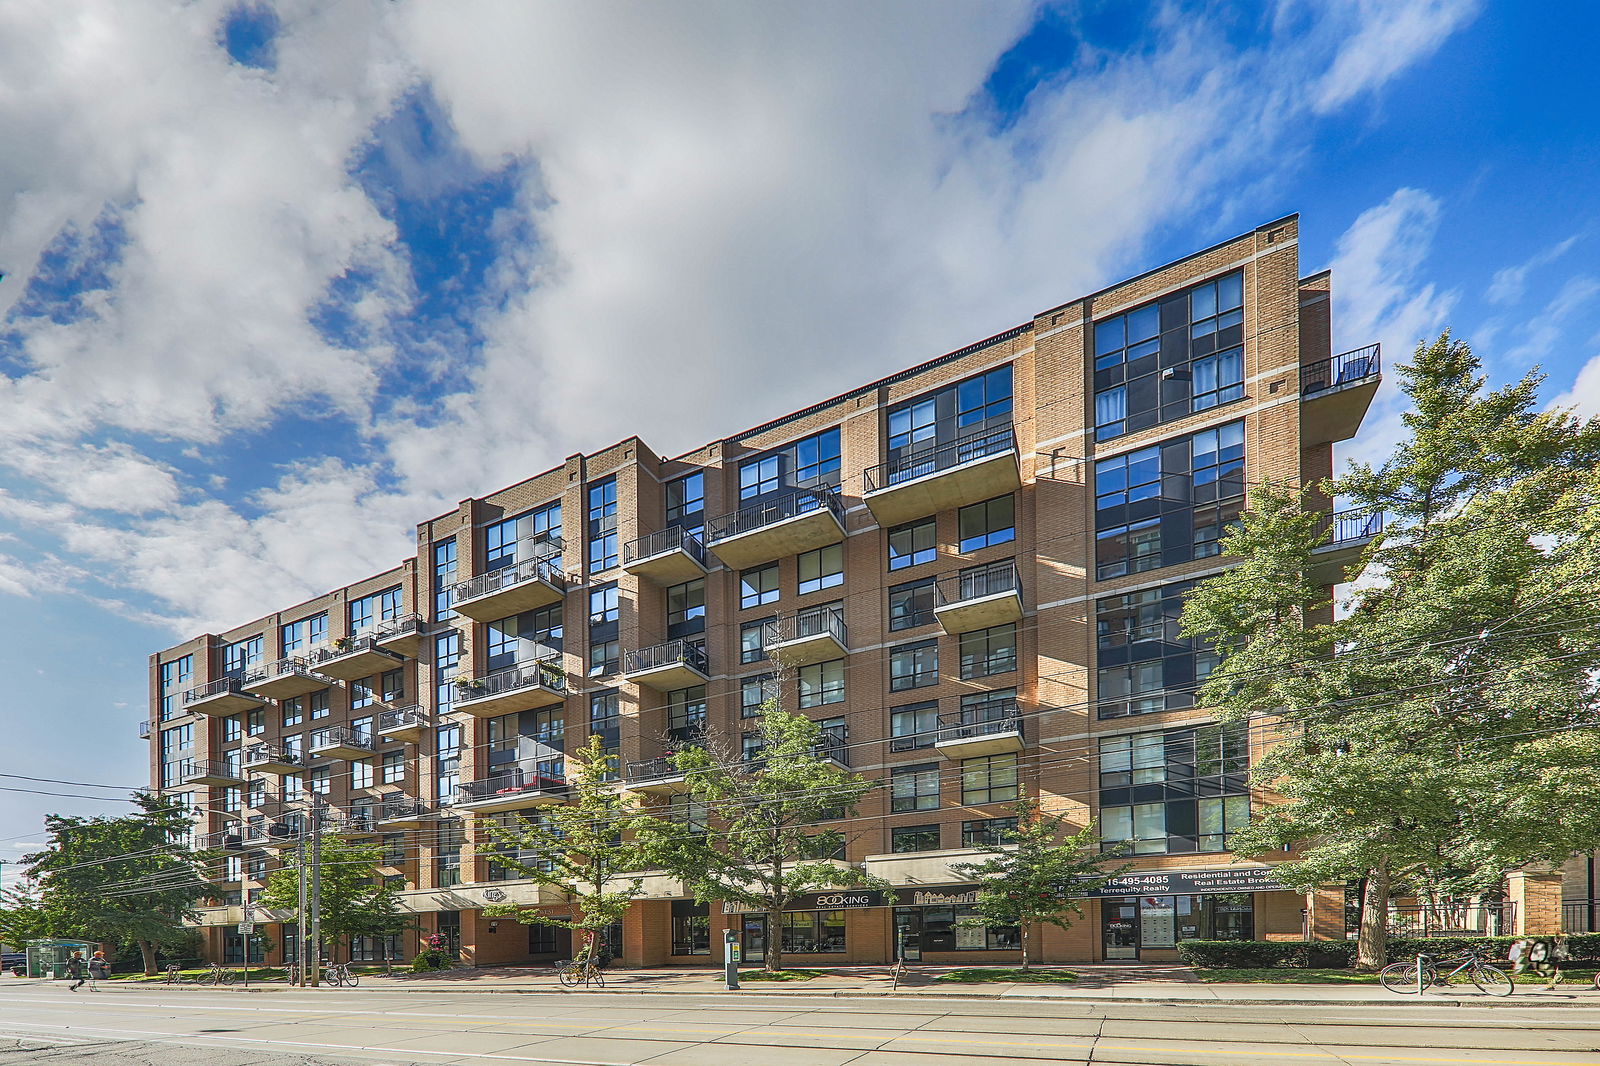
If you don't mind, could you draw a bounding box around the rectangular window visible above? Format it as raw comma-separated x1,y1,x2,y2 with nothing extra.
740,674,777,717
797,659,845,708
280,613,328,655
587,477,619,572
666,473,705,527
222,716,242,743
667,579,706,630
589,584,619,626
888,579,935,631
779,909,847,954
434,631,461,710
282,697,303,728
486,501,562,572
349,585,404,633
891,824,941,853
381,668,404,703
797,544,843,595
671,901,712,956
1097,661,1166,719
962,817,1018,847
887,517,936,571
223,636,262,674
959,623,1016,678
433,538,458,622
740,428,841,499
589,640,619,677
352,759,374,790
958,495,1015,553
309,766,331,795
158,654,194,722
591,689,621,748
740,563,779,609
740,619,771,664
961,753,1018,805
889,640,939,691
1095,447,1161,512
891,763,940,812
382,750,405,784
889,701,938,752
246,708,265,736
793,428,841,486
309,689,330,719
1099,723,1249,854
1192,345,1244,411
739,453,780,499
352,676,376,709
888,397,935,452
667,686,708,742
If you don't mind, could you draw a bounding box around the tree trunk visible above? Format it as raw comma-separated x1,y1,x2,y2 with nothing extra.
765,907,782,973
1355,863,1390,971
139,939,156,976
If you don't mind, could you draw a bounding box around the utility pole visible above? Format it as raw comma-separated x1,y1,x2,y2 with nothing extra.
296,829,308,987
309,796,324,988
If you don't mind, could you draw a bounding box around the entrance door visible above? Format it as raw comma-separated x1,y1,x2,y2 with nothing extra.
893,910,922,961
1103,899,1139,960
742,916,767,964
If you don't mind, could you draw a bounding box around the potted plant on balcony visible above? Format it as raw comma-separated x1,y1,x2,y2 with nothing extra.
453,676,486,695
332,636,351,652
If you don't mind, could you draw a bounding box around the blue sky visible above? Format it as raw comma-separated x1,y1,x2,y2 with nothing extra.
0,0,1596,856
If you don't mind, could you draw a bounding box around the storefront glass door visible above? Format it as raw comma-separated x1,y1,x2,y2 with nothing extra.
1102,899,1139,960
742,916,766,963
893,909,922,960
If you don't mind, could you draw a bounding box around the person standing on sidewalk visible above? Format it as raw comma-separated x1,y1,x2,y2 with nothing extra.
88,951,109,990
65,952,85,991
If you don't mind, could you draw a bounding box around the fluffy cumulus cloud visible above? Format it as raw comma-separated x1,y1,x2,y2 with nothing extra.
0,0,1483,634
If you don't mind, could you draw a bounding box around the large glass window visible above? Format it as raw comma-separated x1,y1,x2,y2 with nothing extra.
158,654,193,722
900,905,1019,950
888,397,935,452
797,544,843,595
959,623,1016,678
962,817,1017,847
958,495,1015,552
740,563,779,608
666,473,705,532
223,636,262,674
672,900,711,955
961,753,1018,804
779,910,846,954
888,578,935,631
667,686,707,742
889,640,939,691
740,619,771,664
887,517,936,571
889,701,939,752
667,578,706,633
1098,723,1249,854
739,427,841,500
891,824,941,853
587,477,618,572
434,631,461,711
433,538,457,621
891,764,940,812
280,614,327,655
1096,581,1217,718
797,659,845,708
485,501,562,571
741,674,777,717
349,586,403,633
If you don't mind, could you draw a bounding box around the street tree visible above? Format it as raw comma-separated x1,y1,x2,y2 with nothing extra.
481,733,665,963
261,832,408,962
0,884,50,949
1182,332,1600,969
24,792,211,975
949,791,1129,971
656,704,886,973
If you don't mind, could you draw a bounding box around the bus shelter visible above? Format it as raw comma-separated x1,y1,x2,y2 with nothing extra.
26,939,97,979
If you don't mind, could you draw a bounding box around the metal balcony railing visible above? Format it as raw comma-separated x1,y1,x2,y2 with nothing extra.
183,677,253,704
379,797,430,821
625,756,684,782
1316,508,1385,546
243,744,302,769
341,808,379,835
138,721,152,739
244,656,322,686
1301,343,1381,395
763,605,847,648
308,635,384,664
184,759,244,782
623,639,708,675
623,526,708,567
456,768,568,803
374,613,424,641
863,424,1017,493
705,487,844,544
309,726,375,754
452,555,568,604
455,655,566,701
933,560,1020,607
936,707,1024,745
377,705,429,732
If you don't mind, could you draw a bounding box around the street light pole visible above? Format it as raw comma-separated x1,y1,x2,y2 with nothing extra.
309,795,324,989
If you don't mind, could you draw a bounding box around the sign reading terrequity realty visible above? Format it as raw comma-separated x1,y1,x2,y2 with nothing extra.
1087,867,1290,897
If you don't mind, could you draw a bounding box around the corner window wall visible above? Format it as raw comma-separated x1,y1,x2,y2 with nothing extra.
887,366,1013,461
1093,272,1244,441
1096,581,1218,719
738,427,841,502
485,501,562,572
1098,723,1249,855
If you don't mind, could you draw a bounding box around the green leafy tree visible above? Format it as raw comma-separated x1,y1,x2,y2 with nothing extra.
656,704,886,973
481,733,664,962
1182,333,1600,969
949,791,1129,970
0,883,50,949
261,832,408,962
24,792,211,975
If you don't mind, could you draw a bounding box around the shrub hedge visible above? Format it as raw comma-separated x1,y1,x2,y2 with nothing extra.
1176,934,1600,969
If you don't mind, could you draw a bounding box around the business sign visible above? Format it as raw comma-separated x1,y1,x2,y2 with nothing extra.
1085,867,1290,898
720,890,885,914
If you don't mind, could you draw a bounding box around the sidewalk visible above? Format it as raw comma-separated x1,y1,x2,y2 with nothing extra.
122,963,1600,1007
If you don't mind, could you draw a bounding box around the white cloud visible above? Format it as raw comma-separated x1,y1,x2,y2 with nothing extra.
1330,187,1458,468
1551,351,1600,420
0,1,1480,633
1486,234,1581,306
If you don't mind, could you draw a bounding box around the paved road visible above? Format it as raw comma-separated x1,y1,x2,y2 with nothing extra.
3,983,1600,1065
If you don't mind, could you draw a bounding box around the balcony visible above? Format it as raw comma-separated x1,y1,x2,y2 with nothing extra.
138,721,152,740
377,704,429,744
308,726,376,761
763,606,849,667
336,807,380,838
623,756,692,795
373,614,427,657
307,636,404,682
452,656,567,717
240,657,333,700
450,770,568,815
934,706,1024,759
242,743,304,776
623,527,710,585
745,731,849,771
378,796,431,830
862,425,1021,526
933,560,1023,635
184,759,247,787
1301,343,1382,445
183,677,270,718
704,488,846,570
1310,508,1385,583
451,557,568,622
622,640,709,692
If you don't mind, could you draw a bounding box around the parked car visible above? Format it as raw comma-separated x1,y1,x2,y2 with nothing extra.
2,952,25,977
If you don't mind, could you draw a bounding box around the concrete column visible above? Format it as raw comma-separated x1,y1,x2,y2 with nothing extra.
1508,869,1564,935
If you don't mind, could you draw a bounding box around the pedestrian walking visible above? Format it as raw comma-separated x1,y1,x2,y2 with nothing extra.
88,950,110,990
65,951,85,991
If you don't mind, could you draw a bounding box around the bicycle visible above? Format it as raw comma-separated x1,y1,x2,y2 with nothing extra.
164,964,183,985
1380,948,1515,997
557,957,605,988
204,963,237,986
323,962,359,987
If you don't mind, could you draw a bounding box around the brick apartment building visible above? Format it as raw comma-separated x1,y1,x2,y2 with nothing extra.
147,214,1436,967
